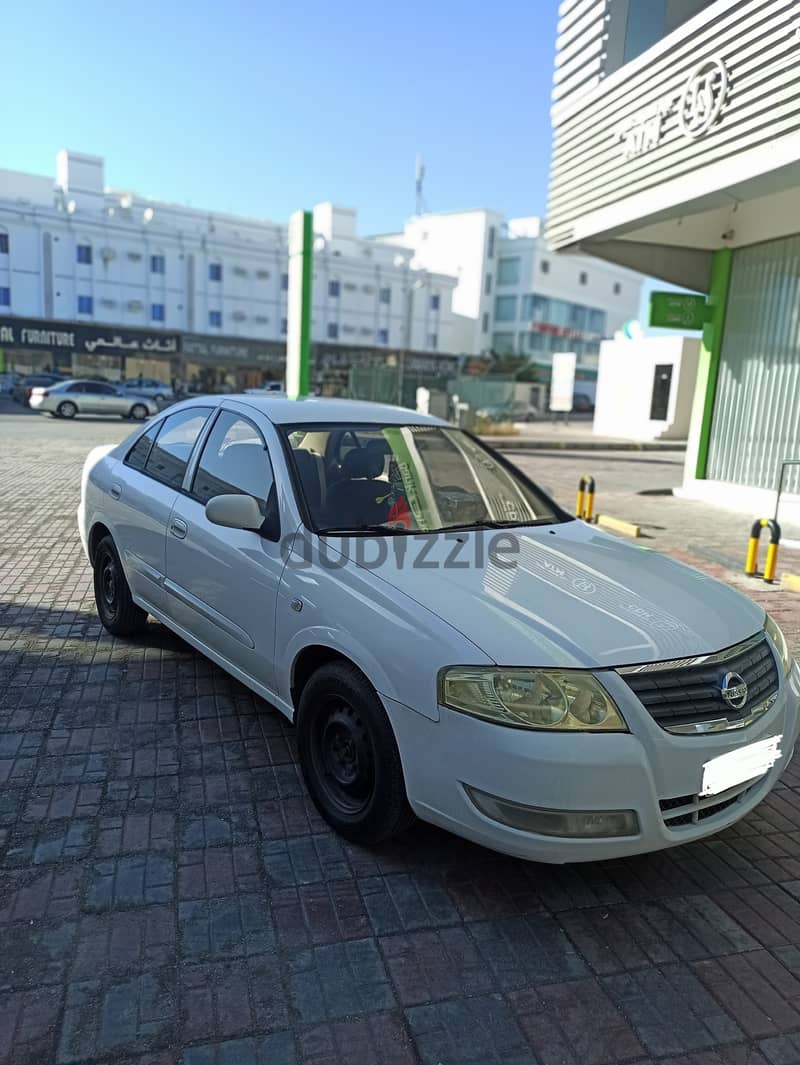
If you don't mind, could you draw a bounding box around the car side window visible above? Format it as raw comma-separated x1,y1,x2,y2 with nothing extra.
143,408,213,488
67,382,86,393
124,423,161,472
192,411,274,514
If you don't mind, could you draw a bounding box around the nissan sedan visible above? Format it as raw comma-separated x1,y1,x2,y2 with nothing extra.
77,395,800,862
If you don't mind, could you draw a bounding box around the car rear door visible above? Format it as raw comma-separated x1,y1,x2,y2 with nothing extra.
164,405,285,693
113,406,213,613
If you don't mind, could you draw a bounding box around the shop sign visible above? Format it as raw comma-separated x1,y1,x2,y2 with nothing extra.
649,292,710,330
0,316,179,356
615,56,729,159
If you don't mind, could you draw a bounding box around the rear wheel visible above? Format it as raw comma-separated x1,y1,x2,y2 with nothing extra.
297,661,415,844
57,401,77,419
93,535,148,636
129,403,148,421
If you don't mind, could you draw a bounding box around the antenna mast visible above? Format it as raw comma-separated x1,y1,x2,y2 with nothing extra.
415,155,427,215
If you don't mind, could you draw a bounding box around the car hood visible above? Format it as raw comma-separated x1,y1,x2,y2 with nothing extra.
336,521,765,668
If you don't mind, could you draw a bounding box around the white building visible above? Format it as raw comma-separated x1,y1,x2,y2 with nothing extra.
375,210,643,367
0,150,458,385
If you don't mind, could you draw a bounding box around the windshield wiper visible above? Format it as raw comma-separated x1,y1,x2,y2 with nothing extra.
445,518,547,530
317,524,413,536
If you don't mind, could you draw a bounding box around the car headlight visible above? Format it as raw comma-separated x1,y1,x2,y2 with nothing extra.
439,667,627,731
765,613,793,677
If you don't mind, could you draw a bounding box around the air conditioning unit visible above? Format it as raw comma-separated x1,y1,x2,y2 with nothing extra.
232,310,246,321
344,282,357,292
254,314,269,324
233,266,248,277
127,251,142,261
360,327,372,336
100,247,116,262
127,300,143,311
342,325,356,334
256,269,270,280
362,284,374,293
100,298,117,308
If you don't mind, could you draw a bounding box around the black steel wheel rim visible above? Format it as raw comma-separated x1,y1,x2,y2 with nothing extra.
311,700,375,816
99,553,118,613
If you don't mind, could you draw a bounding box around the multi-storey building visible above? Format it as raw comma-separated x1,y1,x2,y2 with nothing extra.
0,150,458,389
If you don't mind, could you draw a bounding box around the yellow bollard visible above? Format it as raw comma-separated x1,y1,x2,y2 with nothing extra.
745,518,781,582
576,475,595,521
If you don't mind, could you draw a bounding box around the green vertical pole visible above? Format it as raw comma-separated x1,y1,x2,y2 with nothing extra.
695,247,733,479
286,209,314,400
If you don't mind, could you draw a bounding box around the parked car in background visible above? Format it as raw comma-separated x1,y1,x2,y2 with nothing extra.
11,372,68,406
120,377,174,404
0,372,21,394
77,395,798,862
29,379,157,420
572,393,595,414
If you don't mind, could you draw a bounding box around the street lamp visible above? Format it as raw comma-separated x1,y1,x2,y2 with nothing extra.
394,254,426,407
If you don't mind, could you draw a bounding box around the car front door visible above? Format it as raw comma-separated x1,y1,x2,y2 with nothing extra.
164,406,285,694
113,406,213,613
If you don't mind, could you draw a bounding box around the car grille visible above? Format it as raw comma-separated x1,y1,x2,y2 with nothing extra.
659,778,760,829
620,634,779,732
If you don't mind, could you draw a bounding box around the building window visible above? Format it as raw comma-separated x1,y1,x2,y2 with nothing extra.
280,317,287,334
588,308,607,334
491,332,515,354
484,273,492,295
379,286,391,304
78,295,93,314
579,271,588,285
0,234,8,255
151,303,165,322
327,323,339,340
209,263,222,282
487,226,496,259
430,294,440,311
76,244,92,265
281,273,289,291
497,257,520,286
613,281,622,295
540,259,550,274
150,254,165,274
209,310,222,327
482,312,489,333
494,295,518,322
0,287,9,306
428,333,438,350
377,328,389,344
328,279,340,298
569,304,587,330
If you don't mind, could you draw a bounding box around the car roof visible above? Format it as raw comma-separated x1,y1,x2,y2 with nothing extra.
180,394,449,427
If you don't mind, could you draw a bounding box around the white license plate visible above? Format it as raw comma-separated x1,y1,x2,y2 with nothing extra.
701,735,782,797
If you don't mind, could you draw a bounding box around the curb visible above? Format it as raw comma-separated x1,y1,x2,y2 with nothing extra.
483,438,687,452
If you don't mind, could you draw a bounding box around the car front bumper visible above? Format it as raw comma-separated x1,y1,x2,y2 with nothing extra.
382,660,800,864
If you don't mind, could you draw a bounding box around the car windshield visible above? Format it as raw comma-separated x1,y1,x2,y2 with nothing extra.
282,422,566,533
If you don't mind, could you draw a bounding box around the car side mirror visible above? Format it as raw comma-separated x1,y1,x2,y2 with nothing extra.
205,494,264,531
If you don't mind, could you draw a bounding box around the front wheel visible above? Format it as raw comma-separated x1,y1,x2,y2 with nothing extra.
57,401,77,419
93,536,148,636
297,661,415,844
129,403,148,421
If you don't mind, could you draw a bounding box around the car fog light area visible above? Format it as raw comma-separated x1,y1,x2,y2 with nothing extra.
440,667,627,730
464,785,640,838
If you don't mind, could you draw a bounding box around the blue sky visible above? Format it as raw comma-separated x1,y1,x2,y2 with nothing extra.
3,0,559,236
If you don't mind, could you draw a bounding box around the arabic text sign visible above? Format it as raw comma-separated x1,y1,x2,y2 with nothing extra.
649,292,709,331
0,316,180,356
549,352,577,413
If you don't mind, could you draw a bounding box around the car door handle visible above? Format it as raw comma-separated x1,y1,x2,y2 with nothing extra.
169,518,188,539
109,482,122,500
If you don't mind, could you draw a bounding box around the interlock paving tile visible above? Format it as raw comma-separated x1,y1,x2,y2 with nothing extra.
4,412,800,1063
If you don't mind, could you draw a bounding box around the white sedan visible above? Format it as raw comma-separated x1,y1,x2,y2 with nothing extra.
78,395,800,862
31,379,158,420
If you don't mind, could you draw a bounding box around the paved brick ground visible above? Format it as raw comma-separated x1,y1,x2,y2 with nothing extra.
3,401,800,1065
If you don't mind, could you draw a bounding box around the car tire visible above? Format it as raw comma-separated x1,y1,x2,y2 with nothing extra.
57,401,77,419
93,535,148,637
297,660,415,844
129,403,149,421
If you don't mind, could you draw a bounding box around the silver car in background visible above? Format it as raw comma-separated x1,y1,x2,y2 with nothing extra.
120,377,174,404
29,379,158,420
